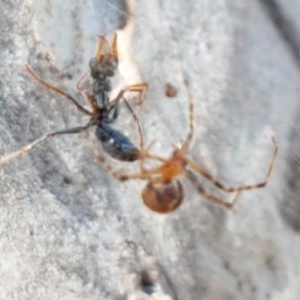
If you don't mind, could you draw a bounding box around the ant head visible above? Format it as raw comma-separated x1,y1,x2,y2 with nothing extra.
142,180,183,213
89,56,118,80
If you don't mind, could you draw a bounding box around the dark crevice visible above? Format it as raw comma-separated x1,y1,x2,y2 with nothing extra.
259,1,300,232
140,270,156,295
258,0,300,66
280,122,300,232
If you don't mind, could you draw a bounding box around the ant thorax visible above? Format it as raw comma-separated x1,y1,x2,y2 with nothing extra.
92,80,112,108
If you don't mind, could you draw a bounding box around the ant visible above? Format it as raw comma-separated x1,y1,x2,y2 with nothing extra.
0,33,149,166
88,75,278,213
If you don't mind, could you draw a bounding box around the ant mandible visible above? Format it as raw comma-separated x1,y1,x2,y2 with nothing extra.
88,74,278,213
0,33,149,166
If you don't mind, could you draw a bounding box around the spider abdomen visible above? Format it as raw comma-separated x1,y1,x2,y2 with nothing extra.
142,180,184,213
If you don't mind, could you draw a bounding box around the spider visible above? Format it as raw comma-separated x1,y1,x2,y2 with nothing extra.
88,75,278,213
0,33,149,166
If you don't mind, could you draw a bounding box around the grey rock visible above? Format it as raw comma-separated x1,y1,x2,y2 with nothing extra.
0,0,300,299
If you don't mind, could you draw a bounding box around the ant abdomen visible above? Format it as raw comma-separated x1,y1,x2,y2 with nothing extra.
142,180,184,213
96,123,140,162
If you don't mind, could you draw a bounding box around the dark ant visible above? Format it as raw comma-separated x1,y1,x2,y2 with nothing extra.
0,33,149,166
88,75,278,213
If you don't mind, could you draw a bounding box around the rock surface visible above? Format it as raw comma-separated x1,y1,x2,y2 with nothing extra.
0,0,300,299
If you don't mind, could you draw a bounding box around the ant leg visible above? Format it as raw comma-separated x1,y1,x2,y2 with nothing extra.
47,123,93,136
109,82,148,108
110,87,130,105
76,69,92,92
25,65,92,116
0,123,93,167
126,82,149,105
186,137,278,194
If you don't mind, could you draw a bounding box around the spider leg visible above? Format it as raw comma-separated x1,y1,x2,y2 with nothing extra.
186,136,278,194
185,169,242,209
0,123,93,167
25,65,92,116
113,101,174,167
109,87,148,155
122,98,146,170
178,74,194,155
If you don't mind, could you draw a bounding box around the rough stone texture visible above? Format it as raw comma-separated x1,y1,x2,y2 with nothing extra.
0,0,300,299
